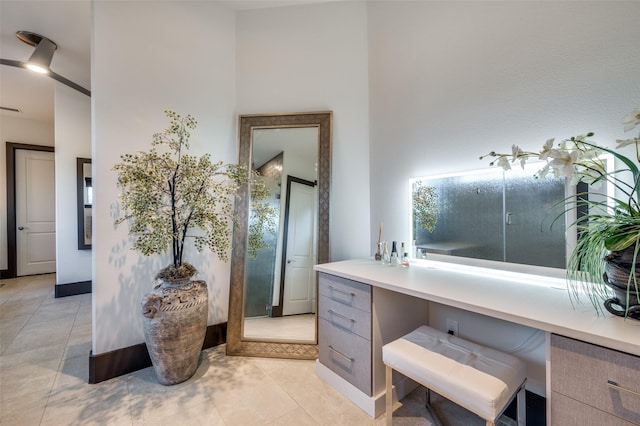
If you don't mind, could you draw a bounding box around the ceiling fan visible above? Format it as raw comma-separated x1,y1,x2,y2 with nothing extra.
0,30,90,97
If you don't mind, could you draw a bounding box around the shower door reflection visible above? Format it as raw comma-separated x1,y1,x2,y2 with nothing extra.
413,163,566,269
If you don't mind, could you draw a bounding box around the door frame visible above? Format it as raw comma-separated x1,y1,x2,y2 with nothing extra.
273,175,316,317
2,143,55,279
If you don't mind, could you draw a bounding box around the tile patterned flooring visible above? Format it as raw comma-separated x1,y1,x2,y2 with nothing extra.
0,274,513,425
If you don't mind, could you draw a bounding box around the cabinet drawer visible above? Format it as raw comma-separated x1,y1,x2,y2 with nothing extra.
318,317,372,395
319,273,371,313
318,294,371,340
551,391,636,426
551,334,640,424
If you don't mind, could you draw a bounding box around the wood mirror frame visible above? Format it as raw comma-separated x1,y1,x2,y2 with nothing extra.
77,157,92,250
226,111,332,359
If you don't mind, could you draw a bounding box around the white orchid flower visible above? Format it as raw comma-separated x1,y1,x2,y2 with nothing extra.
622,109,640,132
511,144,523,161
510,145,527,168
616,137,640,149
550,150,579,178
538,138,554,160
580,147,601,159
536,163,550,179
496,156,511,171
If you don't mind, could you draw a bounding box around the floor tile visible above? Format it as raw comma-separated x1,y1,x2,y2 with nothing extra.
0,388,48,426
0,313,30,354
1,273,520,426
0,344,65,401
41,379,132,426
2,316,74,356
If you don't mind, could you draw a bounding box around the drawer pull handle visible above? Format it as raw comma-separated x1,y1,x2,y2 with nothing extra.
328,345,354,364
607,380,640,398
328,309,355,323
328,285,355,298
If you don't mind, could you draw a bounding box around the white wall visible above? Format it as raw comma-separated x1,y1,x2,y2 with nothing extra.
0,115,54,271
236,1,372,261
54,83,92,285
92,1,236,354
368,1,640,396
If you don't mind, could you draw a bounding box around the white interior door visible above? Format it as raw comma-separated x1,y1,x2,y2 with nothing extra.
16,149,56,276
282,181,317,316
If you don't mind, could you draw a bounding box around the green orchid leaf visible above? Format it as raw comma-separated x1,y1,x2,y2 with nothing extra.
605,232,640,251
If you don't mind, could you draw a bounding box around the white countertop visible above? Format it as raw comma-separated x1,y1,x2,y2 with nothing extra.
315,258,640,356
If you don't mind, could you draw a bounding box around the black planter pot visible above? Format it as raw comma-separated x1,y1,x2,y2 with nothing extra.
603,250,640,319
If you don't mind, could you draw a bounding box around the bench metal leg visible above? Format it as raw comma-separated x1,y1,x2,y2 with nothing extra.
425,388,444,426
386,365,393,426
517,385,526,426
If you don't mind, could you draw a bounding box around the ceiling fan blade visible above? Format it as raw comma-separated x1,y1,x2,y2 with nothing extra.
0,58,91,97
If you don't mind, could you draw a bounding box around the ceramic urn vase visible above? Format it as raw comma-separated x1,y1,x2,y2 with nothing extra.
603,248,640,319
141,279,208,385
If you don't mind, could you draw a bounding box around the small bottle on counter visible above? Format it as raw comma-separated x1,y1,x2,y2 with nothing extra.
382,242,390,264
401,252,410,267
390,241,400,266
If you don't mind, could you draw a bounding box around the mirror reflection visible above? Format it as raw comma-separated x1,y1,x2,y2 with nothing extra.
77,157,92,250
412,162,567,268
243,127,318,342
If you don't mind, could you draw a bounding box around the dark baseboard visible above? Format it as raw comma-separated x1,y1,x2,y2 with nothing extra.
0,269,10,279
203,321,227,348
89,322,227,384
55,280,92,298
89,343,151,384
504,390,546,426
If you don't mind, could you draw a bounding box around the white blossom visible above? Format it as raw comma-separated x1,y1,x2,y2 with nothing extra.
538,138,555,160
616,138,640,149
496,156,511,171
622,109,640,132
550,149,579,178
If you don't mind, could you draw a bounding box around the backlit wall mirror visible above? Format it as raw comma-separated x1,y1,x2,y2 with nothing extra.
227,111,332,359
410,160,610,270
76,157,92,250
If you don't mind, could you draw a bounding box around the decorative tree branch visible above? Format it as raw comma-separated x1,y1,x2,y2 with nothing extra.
113,110,277,281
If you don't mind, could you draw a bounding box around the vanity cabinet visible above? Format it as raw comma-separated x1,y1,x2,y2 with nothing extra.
317,271,429,417
550,334,640,425
318,273,373,395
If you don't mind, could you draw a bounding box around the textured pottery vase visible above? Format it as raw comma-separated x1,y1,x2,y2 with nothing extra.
603,248,640,319
141,279,208,385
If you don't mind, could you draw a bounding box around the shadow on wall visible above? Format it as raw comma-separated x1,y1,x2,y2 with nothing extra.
101,231,227,354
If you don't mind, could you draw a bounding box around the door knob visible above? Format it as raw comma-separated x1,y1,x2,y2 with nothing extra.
18,226,25,230
287,259,295,264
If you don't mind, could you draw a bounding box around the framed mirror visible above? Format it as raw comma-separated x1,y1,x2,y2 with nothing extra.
76,157,92,250
227,111,332,359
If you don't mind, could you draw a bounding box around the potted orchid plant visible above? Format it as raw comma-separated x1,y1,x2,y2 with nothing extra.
481,109,640,319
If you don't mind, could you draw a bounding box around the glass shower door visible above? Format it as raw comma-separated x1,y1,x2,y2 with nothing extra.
503,164,566,268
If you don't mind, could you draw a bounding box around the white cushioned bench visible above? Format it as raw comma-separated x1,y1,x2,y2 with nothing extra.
383,325,527,426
